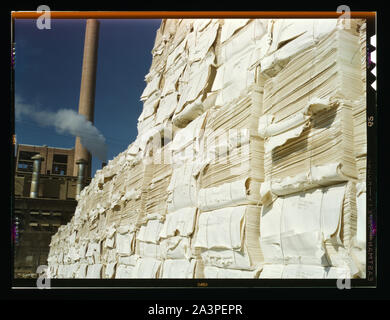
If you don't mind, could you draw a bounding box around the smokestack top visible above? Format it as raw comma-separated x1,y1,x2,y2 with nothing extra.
31,154,44,161
76,158,88,165
87,19,100,26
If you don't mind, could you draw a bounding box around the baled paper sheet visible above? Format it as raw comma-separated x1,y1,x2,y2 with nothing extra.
118,254,139,266
356,182,366,248
220,19,251,43
140,73,161,101
260,183,347,265
170,112,208,153
282,264,326,278
116,232,135,256
136,241,162,259
86,264,103,279
194,206,246,250
133,257,161,278
75,263,88,279
259,264,284,278
167,164,198,212
176,51,215,113
161,62,187,97
188,20,219,63
261,20,339,78
203,265,260,278
136,219,164,244
160,236,192,260
159,207,197,238
166,37,187,70
139,91,160,121
172,98,204,128
200,248,252,270
260,163,351,199
104,262,116,278
219,19,267,64
156,92,177,124
161,259,196,278
198,178,258,211
115,264,136,278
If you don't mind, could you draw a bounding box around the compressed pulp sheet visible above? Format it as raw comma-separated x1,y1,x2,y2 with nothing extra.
199,87,264,193
261,19,361,78
137,216,165,244
187,19,219,63
259,264,353,279
160,236,192,260
260,182,357,268
176,51,216,114
260,100,357,186
160,207,197,238
136,217,164,260
220,19,251,43
115,256,140,278
144,163,172,217
198,178,261,212
116,230,135,256
194,205,263,270
136,241,162,260
262,29,361,122
86,264,103,279
353,98,366,181
160,259,196,278
158,207,197,260
167,163,199,213
203,265,260,278
133,257,162,278
355,182,366,249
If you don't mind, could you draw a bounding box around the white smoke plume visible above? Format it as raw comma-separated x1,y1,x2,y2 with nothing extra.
15,95,108,162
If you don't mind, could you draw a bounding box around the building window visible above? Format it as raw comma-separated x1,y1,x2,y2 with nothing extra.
52,154,68,175
17,151,38,172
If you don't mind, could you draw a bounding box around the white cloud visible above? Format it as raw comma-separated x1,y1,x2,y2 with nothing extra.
15,95,107,161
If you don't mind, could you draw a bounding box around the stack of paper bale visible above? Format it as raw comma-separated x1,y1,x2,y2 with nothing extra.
211,19,267,107
256,19,366,278
198,86,264,211
190,20,267,278
133,144,172,278
348,21,367,278
159,113,207,278
47,18,367,280
158,206,198,278
193,205,263,278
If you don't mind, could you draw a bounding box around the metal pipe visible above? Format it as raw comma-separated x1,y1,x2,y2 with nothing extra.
76,159,87,197
73,19,100,177
30,154,44,198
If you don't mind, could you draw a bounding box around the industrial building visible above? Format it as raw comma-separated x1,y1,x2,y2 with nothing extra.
13,144,92,278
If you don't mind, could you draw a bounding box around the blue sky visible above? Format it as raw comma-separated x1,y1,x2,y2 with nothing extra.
14,18,161,177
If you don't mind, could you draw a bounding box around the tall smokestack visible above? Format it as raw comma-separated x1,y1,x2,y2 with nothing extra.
30,154,44,198
73,19,100,177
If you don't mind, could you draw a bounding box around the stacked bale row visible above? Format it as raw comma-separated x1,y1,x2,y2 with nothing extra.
48,18,366,279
